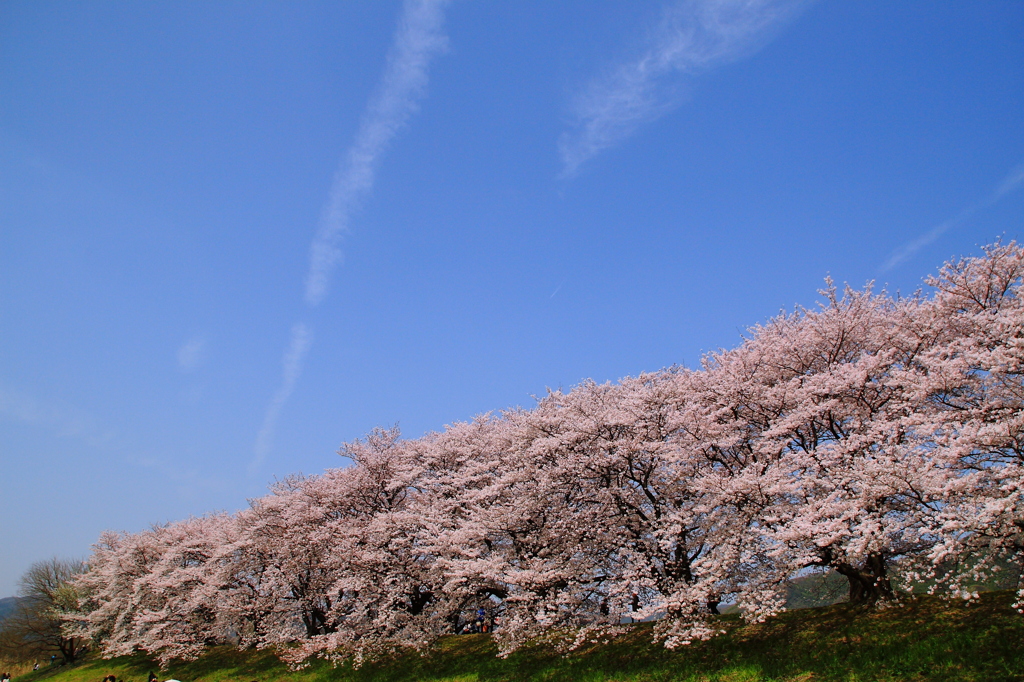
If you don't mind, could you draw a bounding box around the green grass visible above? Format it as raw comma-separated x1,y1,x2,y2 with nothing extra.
15,590,1024,682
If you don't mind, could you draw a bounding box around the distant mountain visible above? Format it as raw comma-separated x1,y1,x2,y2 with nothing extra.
785,571,848,610
0,596,25,623
717,572,849,615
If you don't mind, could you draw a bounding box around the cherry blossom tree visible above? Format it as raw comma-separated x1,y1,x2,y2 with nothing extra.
72,514,238,664
908,242,1024,603
689,280,956,607
69,240,1024,665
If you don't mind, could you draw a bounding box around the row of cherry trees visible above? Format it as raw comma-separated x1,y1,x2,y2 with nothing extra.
70,242,1024,665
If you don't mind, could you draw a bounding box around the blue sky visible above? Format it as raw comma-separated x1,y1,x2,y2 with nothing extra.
1,0,1022,597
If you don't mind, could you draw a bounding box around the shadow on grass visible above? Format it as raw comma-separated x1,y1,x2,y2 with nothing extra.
15,591,1024,682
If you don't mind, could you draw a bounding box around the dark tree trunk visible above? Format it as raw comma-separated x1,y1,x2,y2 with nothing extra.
301,604,336,637
59,635,86,664
407,586,433,616
835,553,894,605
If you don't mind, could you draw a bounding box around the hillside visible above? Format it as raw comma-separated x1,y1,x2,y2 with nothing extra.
13,590,1024,682
0,597,23,623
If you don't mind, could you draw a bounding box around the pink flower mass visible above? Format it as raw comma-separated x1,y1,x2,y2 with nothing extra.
69,243,1024,665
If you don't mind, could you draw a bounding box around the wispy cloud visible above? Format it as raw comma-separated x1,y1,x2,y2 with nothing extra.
252,323,313,473
176,336,206,372
0,384,117,449
304,0,451,307
881,212,970,273
254,0,451,468
550,275,569,299
992,163,1024,202
882,162,1024,271
559,0,810,177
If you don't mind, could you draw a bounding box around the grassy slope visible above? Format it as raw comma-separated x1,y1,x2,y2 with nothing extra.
15,591,1024,682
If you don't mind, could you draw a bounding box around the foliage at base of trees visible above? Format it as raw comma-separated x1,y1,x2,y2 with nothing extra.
25,591,1024,682
0,559,88,664
66,242,1024,666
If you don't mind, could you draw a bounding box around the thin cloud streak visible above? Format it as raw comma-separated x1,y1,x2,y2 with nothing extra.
993,163,1024,202
550,276,568,299
252,323,313,473
559,0,810,177
883,162,1024,271
255,0,450,468
304,0,450,307
881,211,972,273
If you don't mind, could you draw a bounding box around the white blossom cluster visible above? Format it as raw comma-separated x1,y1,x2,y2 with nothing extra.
68,242,1024,665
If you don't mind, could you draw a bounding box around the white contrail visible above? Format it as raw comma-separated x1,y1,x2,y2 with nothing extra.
305,0,451,307
252,323,313,473
882,162,1024,272
255,0,450,468
559,0,810,177
992,163,1024,202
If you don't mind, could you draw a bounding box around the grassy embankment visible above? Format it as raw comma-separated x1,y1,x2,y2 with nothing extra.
12,591,1024,682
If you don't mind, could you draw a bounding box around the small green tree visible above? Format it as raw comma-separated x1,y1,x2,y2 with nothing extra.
0,558,89,664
